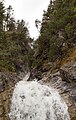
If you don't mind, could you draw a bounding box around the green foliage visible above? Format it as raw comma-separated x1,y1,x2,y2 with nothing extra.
0,2,33,72
0,0,5,31
0,29,33,72
5,5,16,31
33,0,76,69
0,0,76,72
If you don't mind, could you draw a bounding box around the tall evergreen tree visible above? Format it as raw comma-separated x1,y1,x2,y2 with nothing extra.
0,0,5,31
5,5,15,31
34,0,76,68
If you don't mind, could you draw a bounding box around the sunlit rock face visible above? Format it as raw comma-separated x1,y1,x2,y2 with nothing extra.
9,80,70,120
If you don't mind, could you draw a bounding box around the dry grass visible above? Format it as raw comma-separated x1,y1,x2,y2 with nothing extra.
51,47,76,73
60,48,76,67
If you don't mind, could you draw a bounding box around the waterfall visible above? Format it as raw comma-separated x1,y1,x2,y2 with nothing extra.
9,76,70,120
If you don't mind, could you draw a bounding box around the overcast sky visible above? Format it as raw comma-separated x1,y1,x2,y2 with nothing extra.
4,0,50,39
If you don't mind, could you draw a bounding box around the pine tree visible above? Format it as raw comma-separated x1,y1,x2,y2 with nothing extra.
0,0,5,31
34,0,76,68
5,5,16,31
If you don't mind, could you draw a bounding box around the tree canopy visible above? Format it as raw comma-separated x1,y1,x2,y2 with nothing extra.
0,1,33,72
34,0,76,63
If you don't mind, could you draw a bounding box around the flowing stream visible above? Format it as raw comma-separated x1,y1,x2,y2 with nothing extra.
9,74,70,120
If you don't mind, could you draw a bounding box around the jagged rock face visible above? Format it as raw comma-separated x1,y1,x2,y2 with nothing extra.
60,60,76,83
40,75,76,120
39,60,76,120
0,60,76,120
59,60,76,120
0,72,23,120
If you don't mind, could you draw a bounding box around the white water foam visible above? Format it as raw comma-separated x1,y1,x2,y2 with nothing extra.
9,78,70,120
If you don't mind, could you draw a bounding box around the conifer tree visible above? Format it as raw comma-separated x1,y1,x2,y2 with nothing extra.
0,0,5,31
34,0,76,68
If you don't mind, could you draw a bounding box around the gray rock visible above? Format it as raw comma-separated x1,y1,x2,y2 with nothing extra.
60,60,76,83
0,72,25,120
39,67,76,120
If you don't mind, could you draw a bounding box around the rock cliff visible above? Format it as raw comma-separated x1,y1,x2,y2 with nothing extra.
39,59,76,120
0,59,76,120
0,72,24,120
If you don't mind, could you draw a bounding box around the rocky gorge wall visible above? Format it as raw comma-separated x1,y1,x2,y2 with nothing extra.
39,59,76,120
0,72,23,120
0,59,76,120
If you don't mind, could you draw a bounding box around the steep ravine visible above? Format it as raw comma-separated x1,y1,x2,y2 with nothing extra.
0,59,76,120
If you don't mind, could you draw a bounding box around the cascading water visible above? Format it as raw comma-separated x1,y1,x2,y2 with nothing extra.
9,76,70,120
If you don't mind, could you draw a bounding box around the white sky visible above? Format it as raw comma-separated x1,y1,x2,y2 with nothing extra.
4,0,50,39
